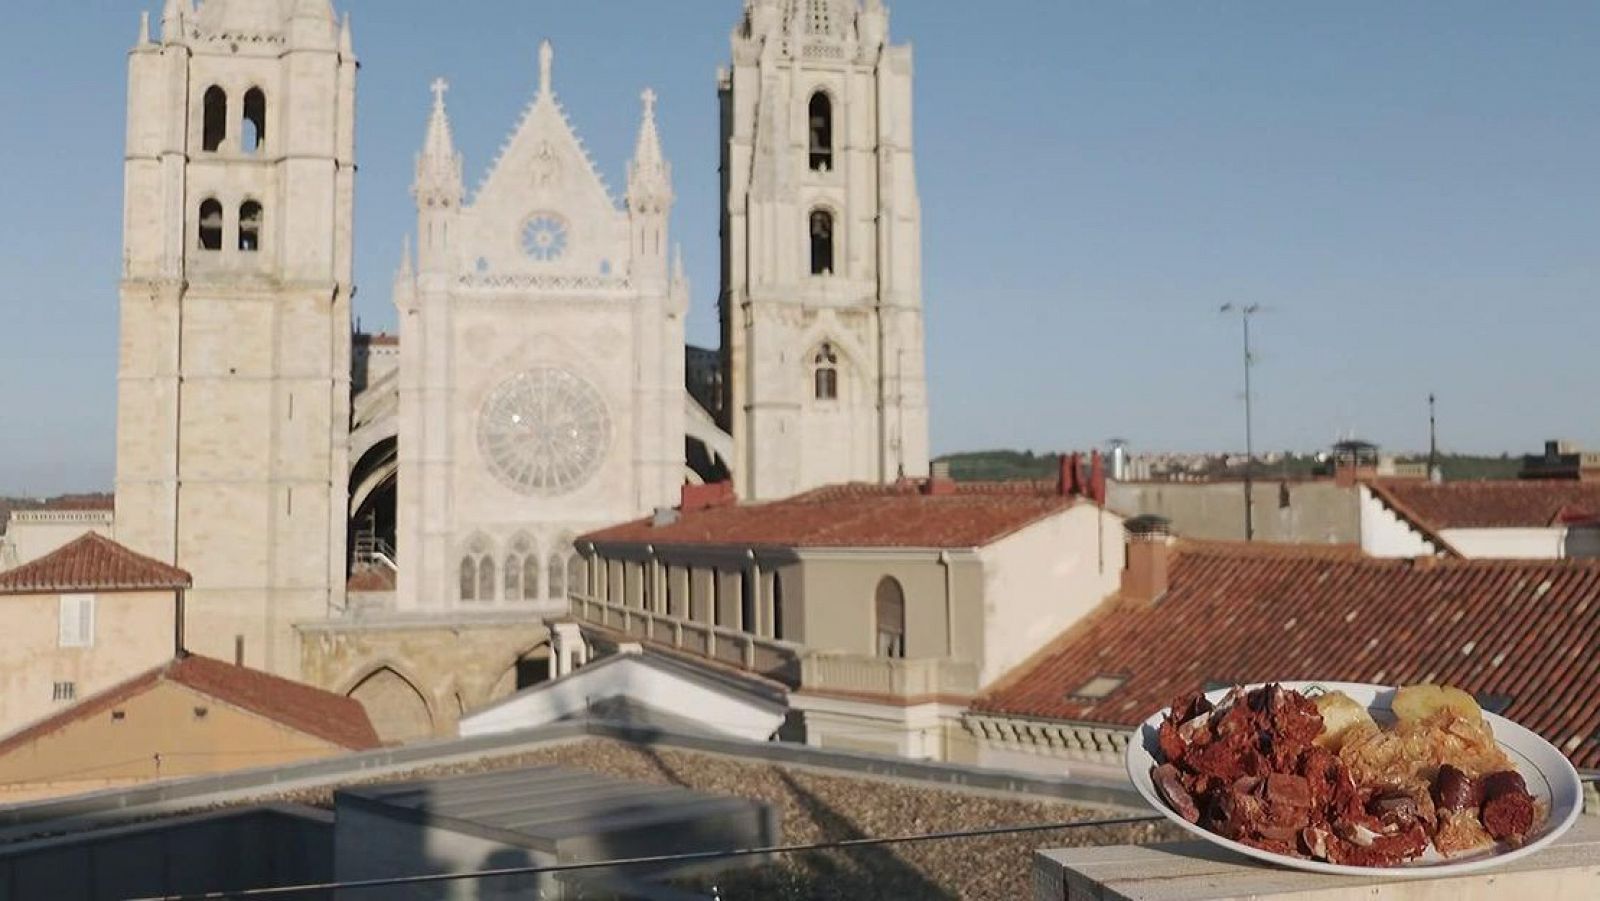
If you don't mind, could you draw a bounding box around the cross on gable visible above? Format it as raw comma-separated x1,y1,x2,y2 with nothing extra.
430,78,449,106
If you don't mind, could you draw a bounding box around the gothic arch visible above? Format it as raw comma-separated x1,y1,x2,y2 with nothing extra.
505,533,539,601
241,87,266,154
487,641,555,702
807,89,835,172
346,665,434,744
460,533,497,602
808,207,837,276
201,86,227,152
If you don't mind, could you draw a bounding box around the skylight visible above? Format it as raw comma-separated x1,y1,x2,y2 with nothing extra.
1069,675,1126,701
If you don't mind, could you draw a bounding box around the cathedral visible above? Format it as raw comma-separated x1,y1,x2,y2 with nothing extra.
111,0,929,739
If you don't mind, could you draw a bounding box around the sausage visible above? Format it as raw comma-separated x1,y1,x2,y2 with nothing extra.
1432,764,1479,813
1479,770,1535,844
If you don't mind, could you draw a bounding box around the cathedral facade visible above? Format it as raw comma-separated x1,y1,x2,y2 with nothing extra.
392,43,687,613
111,0,928,738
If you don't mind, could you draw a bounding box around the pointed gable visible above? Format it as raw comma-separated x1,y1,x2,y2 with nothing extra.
462,41,625,279
0,533,191,596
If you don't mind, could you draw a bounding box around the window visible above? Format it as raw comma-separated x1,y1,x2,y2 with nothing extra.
202,86,227,152
52,682,76,702
808,92,833,171
238,201,262,252
198,199,223,251
505,536,536,601
809,210,835,276
567,555,586,597
548,554,566,598
874,577,905,658
460,536,495,602
813,343,839,400
58,594,95,648
242,88,265,154
1069,674,1127,701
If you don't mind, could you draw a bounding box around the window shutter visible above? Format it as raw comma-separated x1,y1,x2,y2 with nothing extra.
59,594,95,648
79,594,95,647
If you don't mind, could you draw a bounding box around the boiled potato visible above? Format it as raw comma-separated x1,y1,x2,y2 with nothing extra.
1314,691,1377,751
1393,683,1483,724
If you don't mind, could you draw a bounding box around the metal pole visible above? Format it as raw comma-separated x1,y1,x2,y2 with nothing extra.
1242,312,1255,542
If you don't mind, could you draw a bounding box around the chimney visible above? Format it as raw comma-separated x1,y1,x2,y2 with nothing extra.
681,480,736,512
1122,515,1173,606
1058,452,1085,497
1088,450,1107,504
923,460,957,496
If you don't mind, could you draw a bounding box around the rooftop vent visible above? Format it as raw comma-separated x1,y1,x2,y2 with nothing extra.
1068,674,1127,702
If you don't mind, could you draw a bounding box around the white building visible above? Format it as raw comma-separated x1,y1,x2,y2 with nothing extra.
719,0,930,501
1360,480,1600,560
392,43,687,612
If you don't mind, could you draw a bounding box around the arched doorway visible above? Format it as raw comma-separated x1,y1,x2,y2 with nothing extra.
348,666,432,743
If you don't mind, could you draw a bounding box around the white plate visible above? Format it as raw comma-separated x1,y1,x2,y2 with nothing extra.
1125,681,1584,877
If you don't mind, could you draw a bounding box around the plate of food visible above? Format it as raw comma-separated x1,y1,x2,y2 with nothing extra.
1126,681,1583,877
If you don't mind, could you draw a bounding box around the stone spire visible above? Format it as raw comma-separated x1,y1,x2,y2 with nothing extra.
627,88,673,213
339,13,354,56
160,0,190,43
538,39,554,99
413,78,464,208
288,0,337,47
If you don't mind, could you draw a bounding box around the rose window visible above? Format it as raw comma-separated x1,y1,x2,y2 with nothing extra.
477,368,611,496
520,214,569,262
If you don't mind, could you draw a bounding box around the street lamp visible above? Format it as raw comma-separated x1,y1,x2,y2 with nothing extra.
1220,303,1261,541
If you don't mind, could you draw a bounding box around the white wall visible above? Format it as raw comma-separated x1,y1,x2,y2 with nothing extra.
2,514,114,570
1358,485,1438,558
457,654,783,742
975,505,1125,689
1440,527,1566,560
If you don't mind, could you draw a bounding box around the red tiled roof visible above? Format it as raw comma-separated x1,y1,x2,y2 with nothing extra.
582,482,1079,550
354,332,399,347
1370,479,1600,530
0,533,191,595
0,655,381,756
972,541,1600,768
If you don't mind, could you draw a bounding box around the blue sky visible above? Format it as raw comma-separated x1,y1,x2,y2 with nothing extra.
2,1,1598,494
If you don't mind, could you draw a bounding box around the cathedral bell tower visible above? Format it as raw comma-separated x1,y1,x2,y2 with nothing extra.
719,0,929,501
115,0,357,676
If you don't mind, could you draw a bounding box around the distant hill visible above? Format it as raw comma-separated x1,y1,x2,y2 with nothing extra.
934,450,1522,483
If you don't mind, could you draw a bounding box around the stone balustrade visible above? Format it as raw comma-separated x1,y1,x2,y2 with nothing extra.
799,651,978,699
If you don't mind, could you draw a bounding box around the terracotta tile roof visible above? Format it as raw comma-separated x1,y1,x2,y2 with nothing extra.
0,655,381,757
1370,479,1600,530
353,332,399,347
0,533,190,595
37,494,115,512
581,482,1079,550
972,541,1600,769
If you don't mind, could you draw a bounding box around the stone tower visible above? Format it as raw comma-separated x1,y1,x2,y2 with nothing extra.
719,0,929,501
394,42,687,611
115,0,356,676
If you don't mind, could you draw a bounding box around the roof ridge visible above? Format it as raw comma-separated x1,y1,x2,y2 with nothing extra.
0,532,191,595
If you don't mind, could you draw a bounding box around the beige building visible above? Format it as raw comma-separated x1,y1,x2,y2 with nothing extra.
103,1,935,741
569,473,1124,760
0,532,190,739
0,653,380,803
719,0,930,501
114,0,357,678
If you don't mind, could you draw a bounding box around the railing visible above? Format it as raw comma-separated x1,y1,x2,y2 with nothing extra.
570,593,803,686
570,594,981,700
352,533,397,572
799,653,979,700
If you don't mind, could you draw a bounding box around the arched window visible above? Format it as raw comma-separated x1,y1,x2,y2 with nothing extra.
198,199,223,251
813,343,839,400
808,92,833,172
202,86,227,152
875,576,906,658
548,554,566,598
809,210,834,276
478,556,496,602
242,88,266,154
238,201,262,252
567,555,586,598
460,536,495,602
505,536,535,601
